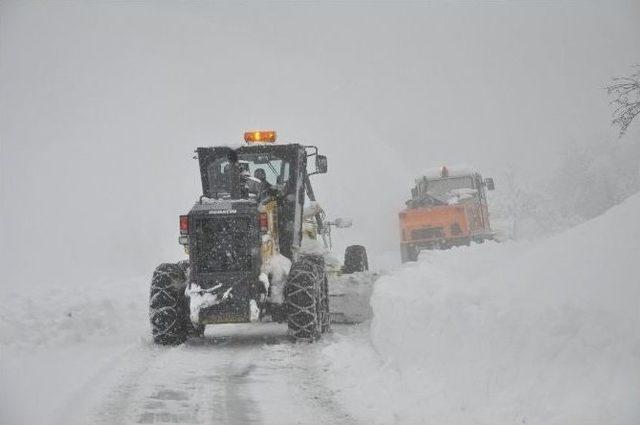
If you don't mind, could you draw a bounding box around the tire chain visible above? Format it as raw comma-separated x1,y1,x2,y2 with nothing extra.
285,256,326,341
149,262,189,345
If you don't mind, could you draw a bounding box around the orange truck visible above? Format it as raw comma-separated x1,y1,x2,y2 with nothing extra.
399,166,495,262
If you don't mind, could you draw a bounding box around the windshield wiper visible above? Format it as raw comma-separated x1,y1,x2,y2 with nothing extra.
266,160,278,177
420,193,447,206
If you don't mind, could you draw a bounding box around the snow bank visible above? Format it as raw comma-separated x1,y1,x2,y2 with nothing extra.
368,193,640,424
324,194,640,425
0,276,149,348
0,276,151,425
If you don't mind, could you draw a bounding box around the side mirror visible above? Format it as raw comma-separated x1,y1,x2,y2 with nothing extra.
484,177,495,191
332,217,352,228
316,155,328,174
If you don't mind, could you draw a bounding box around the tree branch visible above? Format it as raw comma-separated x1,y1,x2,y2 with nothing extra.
607,66,640,137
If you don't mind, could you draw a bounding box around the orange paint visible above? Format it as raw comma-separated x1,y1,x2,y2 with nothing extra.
399,205,470,243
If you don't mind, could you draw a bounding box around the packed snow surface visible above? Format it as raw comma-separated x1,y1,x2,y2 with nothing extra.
326,192,640,425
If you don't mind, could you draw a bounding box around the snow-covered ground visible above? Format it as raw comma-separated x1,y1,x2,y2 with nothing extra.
2,194,639,425
0,279,359,425
325,192,640,425
0,277,150,425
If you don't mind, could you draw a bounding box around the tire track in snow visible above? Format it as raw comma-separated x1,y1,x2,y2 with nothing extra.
94,335,269,424
254,325,364,425
54,342,158,425
62,323,363,425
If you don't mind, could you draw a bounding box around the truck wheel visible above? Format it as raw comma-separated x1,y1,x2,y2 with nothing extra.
343,245,368,273
400,244,419,263
285,255,325,341
149,262,190,345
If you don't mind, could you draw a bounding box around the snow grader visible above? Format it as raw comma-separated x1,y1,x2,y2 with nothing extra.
399,166,495,262
149,131,372,345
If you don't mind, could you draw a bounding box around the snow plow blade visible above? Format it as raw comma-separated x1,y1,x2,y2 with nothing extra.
328,271,378,323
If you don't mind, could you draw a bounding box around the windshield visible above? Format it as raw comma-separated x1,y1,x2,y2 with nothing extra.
207,152,291,196
422,177,474,195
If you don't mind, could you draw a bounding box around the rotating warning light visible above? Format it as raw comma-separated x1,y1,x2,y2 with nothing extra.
244,130,277,144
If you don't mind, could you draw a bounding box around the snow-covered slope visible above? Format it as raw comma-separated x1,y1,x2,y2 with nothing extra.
325,193,640,425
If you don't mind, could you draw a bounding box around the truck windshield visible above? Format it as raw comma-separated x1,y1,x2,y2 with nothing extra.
206,153,291,196
424,176,474,195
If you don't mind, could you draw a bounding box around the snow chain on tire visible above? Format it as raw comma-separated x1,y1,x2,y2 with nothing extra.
285,255,329,341
149,261,190,345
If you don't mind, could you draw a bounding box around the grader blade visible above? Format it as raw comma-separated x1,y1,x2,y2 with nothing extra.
328,271,378,324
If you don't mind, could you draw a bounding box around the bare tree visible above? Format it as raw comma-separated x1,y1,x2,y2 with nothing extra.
607,66,640,137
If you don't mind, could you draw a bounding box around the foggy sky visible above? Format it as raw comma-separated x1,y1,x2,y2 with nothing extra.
1,1,639,287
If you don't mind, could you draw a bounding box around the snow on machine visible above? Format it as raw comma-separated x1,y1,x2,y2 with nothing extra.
149,131,373,345
399,166,495,263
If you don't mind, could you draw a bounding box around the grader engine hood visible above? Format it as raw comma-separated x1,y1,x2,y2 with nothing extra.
187,199,261,279
184,200,261,324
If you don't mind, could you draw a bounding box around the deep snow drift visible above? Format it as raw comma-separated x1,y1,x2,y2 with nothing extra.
325,193,640,425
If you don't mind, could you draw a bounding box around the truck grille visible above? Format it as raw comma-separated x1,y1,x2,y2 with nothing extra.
411,227,444,240
192,217,253,273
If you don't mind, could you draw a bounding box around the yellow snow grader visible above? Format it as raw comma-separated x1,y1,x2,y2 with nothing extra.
149,131,374,345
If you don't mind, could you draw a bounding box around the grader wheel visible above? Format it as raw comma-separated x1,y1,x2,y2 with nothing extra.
284,254,329,341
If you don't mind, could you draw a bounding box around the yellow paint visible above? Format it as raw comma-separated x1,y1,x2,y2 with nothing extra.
260,200,280,262
303,218,318,240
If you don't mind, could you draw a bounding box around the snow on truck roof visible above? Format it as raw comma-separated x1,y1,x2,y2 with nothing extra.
415,165,476,183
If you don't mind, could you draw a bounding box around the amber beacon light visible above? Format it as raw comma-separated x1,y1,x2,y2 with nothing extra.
244,130,277,143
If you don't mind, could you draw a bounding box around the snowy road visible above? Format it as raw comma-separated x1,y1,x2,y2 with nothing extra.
51,324,359,425
0,275,367,425
4,191,640,425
